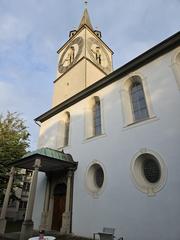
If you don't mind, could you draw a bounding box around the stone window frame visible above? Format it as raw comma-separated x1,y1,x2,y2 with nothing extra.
171,47,180,90
63,112,70,147
85,160,107,198
120,73,155,127
130,148,168,196
85,95,105,139
92,96,102,136
129,78,149,122
57,111,71,149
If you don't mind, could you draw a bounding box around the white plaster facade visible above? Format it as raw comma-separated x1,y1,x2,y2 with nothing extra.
32,9,180,240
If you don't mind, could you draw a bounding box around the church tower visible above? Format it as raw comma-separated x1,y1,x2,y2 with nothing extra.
52,7,113,107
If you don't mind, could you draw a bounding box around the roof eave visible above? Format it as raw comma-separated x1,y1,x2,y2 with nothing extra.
35,31,180,123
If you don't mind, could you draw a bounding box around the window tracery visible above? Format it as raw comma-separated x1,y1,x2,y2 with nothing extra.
120,74,154,126
92,96,102,136
130,77,149,122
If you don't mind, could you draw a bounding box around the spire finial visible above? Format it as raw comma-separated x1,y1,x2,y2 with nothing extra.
78,1,93,30
84,1,88,8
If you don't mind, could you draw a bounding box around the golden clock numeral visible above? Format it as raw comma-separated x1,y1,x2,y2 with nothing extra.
87,37,111,73
58,37,84,73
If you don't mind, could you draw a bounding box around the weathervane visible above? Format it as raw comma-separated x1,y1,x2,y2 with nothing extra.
84,1,88,8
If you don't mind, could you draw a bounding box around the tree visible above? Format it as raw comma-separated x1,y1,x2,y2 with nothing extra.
0,112,30,201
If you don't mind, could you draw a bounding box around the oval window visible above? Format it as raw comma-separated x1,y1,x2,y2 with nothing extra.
95,166,104,188
143,158,161,183
86,163,105,194
131,151,167,195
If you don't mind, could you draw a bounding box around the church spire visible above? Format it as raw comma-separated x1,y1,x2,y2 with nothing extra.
78,6,94,30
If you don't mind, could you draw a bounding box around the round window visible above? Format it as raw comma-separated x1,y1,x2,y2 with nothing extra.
143,158,161,183
86,163,105,195
95,165,104,188
131,151,167,196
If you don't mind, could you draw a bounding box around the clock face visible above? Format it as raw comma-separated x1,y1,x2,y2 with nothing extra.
58,36,84,73
87,37,111,73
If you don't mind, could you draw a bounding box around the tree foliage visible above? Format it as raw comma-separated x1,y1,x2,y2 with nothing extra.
0,112,30,200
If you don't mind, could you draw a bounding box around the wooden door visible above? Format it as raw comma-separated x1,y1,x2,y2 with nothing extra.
52,183,67,231
52,195,66,231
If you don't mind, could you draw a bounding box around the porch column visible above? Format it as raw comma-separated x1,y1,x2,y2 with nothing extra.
40,175,51,230
61,169,73,234
20,159,41,240
0,167,15,234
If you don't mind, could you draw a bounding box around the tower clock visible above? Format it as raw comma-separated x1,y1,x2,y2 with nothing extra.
58,36,84,74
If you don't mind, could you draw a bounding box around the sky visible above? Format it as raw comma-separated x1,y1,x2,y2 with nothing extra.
0,0,179,150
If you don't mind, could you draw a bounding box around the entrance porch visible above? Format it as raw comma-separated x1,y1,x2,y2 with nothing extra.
0,148,77,240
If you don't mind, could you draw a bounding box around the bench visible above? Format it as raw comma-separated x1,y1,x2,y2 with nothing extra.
93,227,115,240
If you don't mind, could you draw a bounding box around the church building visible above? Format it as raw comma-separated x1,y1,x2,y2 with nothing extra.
1,7,180,240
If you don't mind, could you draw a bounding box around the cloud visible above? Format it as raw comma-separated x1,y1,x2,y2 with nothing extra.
0,81,14,108
0,15,29,42
0,15,32,56
0,0,179,150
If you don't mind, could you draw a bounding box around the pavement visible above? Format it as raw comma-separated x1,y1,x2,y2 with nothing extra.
0,232,91,240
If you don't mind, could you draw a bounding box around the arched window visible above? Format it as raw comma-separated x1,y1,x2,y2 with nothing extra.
130,77,149,122
64,112,70,146
92,97,101,136
172,50,180,89
176,52,180,64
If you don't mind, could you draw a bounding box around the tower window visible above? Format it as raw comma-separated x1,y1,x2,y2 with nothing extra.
130,78,149,122
94,30,102,38
69,30,77,38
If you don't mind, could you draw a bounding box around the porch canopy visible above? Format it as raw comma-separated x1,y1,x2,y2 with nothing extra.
11,147,77,173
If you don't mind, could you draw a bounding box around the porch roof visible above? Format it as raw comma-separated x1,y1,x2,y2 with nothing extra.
11,147,77,173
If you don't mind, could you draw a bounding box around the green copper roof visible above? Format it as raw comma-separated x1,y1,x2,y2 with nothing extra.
22,147,73,162
11,147,77,172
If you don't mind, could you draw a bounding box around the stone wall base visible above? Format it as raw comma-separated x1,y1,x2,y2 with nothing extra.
0,218,7,234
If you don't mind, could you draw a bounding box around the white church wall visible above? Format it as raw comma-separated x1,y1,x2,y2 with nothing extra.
38,116,60,149
33,47,180,239
69,50,180,239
